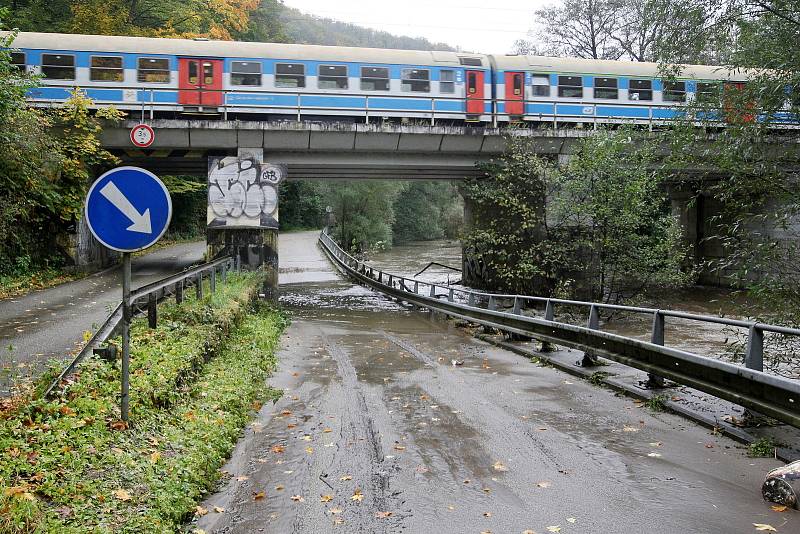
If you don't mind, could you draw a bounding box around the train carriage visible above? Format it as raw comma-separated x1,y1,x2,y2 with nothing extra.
7,32,494,123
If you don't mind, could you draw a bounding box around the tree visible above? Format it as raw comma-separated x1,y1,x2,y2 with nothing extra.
533,0,624,60
392,181,462,243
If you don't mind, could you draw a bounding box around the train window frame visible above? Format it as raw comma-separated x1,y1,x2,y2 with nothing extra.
440,69,456,94
360,66,390,91
11,52,25,72
275,63,306,88
629,79,653,101
318,64,348,90
42,53,75,81
459,57,482,66
594,77,618,99
231,61,262,87
696,82,720,102
663,80,686,102
137,57,170,84
557,75,583,98
532,74,550,97
401,68,430,93
90,55,124,82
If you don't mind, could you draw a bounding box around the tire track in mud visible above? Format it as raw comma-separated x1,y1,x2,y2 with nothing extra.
320,331,400,533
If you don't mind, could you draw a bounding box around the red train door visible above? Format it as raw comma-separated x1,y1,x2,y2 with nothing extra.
466,70,484,116
179,58,223,107
505,72,524,116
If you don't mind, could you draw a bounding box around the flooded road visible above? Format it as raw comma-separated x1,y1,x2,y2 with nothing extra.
195,231,794,534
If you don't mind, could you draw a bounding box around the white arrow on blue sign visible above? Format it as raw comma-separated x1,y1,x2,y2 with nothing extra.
84,166,172,252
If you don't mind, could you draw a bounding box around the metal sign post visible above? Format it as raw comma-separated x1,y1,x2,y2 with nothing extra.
85,166,172,422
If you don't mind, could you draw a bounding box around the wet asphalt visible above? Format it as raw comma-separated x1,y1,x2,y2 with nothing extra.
193,231,796,534
0,241,205,393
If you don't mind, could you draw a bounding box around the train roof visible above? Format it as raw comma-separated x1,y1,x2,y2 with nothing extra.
492,54,748,82
7,32,490,68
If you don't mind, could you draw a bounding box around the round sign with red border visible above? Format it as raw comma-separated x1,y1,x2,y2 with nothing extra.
130,124,155,148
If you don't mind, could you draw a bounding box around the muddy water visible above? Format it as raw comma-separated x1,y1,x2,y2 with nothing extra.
193,231,793,534
367,239,800,379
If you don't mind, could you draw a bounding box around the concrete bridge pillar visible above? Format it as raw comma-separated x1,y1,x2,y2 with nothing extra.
206,148,283,301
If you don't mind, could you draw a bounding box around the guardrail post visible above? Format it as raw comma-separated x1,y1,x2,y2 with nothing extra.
468,293,475,307
414,280,419,294
579,305,600,367
745,324,764,372
147,292,157,329
646,311,667,388
448,288,454,302
378,271,383,283
210,267,217,293
388,274,393,287
196,272,204,300
512,296,521,315
175,279,184,304
488,295,496,311
544,299,554,321
430,284,436,297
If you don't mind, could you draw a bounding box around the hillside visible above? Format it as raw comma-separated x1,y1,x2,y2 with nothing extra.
278,5,455,51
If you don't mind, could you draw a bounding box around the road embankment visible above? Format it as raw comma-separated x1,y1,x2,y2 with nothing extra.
0,272,287,533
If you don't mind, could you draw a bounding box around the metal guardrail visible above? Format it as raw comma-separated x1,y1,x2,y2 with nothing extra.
319,230,800,428
42,254,238,398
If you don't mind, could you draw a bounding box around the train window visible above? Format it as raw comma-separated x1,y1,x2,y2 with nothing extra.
532,74,550,97
138,58,170,83
440,70,455,93
558,75,583,98
594,77,618,99
90,56,124,82
361,67,390,91
663,81,686,102
459,57,482,66
318,64,348,89
696,82,719,102
203,62,214,85
11,52,25,72
275,63,305,88
629,79,652,101
42,54,75,80
231,61,261,86
401,68,430,92
188,61,199,84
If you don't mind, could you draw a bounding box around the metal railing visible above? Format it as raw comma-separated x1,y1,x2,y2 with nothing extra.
26,83,751,129
43,254,238,398
319,229,800,428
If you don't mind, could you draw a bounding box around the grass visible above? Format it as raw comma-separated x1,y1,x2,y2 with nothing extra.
588,371,611,386
0,267,85,300
645,394,669,412
0,272,288,533
748,437,777,458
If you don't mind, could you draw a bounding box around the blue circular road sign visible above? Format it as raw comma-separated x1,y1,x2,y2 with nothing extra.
85,167,172,252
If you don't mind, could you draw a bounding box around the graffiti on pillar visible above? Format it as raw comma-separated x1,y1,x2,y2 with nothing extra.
207,157,286,229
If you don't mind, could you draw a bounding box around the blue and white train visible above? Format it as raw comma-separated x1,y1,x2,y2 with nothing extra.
4,31,767,126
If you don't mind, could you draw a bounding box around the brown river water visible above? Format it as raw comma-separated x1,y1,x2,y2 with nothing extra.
366,238,799,379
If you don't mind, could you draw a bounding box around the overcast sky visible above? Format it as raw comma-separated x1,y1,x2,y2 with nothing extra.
280,0,551,54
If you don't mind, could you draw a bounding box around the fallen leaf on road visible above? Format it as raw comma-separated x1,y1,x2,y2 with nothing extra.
546,527,561,533
112,489,131,502
375,511,393,518
753,525,777,532
481,531,492,534
287,423,297,429
351,489,364,502
323,428,333,433
333,518,344,525
290,495,304,502
483,512,492,517
305,447,314,454
567,518,576,524
340,475,352,481
213,506,225,513
771,505,787,512
195,506,208,516
320,495,333,503
236,476,249,482
330,507,343,515
253,491,266,500
394,445,406,451
522,530,537,534
274,485,284,491
482,487,491,494
302,435,312,441
448,505,455,511
280,410,292,416
649,442,662,447
271,445,285,453
647,452,662,458
623,425,639,432
492,461,509,472
705,443,714,449
536,481,552,488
